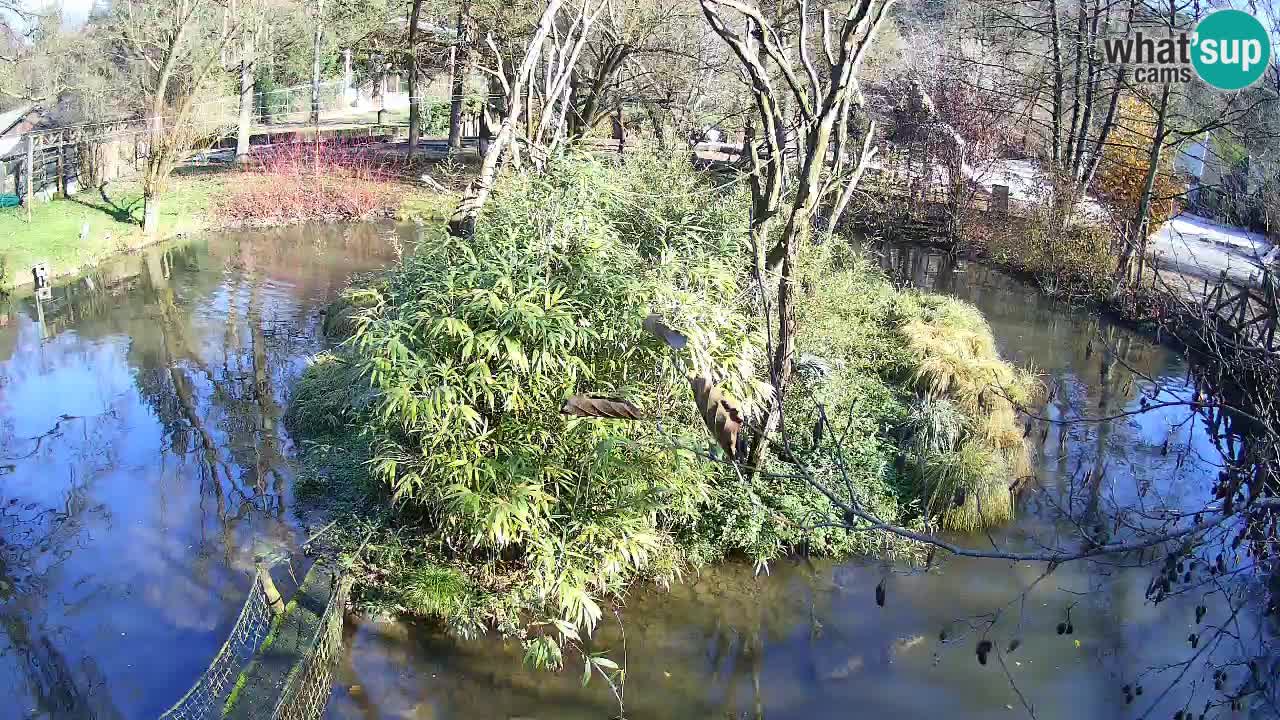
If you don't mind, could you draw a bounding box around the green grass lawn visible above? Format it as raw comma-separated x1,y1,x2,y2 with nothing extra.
0,161,460,291
0,171,228,290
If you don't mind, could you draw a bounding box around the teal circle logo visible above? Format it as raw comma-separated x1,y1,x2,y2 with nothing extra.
1192,9,1272,90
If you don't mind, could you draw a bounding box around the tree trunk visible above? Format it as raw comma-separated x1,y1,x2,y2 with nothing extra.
310,0,324,125
407,0,424,156
1115,82,1171,288
447,1,470,154
236,29,255,163
143,190,159,237
1047,0,1064,172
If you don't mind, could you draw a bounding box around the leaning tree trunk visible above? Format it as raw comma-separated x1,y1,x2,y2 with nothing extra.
407,0,424,157
448,0,565,238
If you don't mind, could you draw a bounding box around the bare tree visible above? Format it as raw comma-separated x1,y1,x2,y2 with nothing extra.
110,0,238,236
698,0,892,472
447,0,612,236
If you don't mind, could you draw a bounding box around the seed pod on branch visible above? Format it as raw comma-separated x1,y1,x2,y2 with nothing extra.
643,313,688,350
688,372,744,460
975,640,992,665
561,395,645,420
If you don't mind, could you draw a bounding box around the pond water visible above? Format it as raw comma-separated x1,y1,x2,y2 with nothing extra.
0,222,414,718
0,225,1262,720
326,241,1263,720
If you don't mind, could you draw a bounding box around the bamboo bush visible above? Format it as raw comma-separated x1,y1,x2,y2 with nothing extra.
289,156,1039,661
293,155,769,658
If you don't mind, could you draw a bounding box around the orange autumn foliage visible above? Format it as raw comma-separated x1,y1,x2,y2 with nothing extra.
1095,95,1186,228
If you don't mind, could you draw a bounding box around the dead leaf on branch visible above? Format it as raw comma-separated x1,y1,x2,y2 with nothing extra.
688,372,744,460
561,395,646,420
643,313,689,350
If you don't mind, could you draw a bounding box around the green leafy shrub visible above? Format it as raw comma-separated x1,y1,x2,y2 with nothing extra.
289,154,1037,660
294,154,768,656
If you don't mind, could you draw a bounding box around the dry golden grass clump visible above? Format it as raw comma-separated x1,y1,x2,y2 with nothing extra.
897,295,1039,532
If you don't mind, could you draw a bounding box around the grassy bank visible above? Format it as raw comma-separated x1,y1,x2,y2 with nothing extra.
0,172,226,290
286,155,1036,666
0,158,459,292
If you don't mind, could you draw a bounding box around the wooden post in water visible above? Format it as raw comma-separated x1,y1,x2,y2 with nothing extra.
257,564,286,616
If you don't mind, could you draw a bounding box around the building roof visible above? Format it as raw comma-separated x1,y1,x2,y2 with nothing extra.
0,103,35,136
0,104,46,160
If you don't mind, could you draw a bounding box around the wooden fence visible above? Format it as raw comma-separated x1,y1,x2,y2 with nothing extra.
1202,267,1280,355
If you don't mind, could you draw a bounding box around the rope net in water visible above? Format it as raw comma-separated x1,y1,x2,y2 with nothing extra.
159,577,274,720
270,572,352,720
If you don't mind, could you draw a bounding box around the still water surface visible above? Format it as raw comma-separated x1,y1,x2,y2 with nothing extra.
0,222,411,718
0,226,1256,719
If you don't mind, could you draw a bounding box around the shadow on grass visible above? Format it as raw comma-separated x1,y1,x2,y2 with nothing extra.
65,184,143,226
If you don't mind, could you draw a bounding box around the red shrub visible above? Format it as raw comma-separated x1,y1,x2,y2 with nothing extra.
220,139,406,224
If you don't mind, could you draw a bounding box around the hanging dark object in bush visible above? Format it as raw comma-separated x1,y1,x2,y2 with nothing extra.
561,395,645,420
976,640,992,665
688,373,743,460
643,313,688,350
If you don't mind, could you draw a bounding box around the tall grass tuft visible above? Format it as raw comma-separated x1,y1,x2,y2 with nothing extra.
788,244,1037,535
897,295,1038,531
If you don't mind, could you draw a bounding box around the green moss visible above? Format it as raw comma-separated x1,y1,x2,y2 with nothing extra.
221,670,249,718
220,596,299,718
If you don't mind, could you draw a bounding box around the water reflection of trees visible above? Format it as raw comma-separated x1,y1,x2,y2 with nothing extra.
2,222,406,716
0,463,121,718
844,239,1279,717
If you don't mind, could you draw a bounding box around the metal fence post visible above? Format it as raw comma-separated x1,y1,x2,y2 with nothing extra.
24,135,33,222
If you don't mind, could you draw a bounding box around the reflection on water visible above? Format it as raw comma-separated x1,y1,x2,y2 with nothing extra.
0,222,411,718
329,240,1259,720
